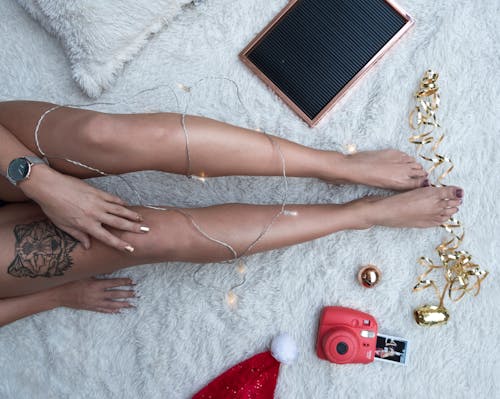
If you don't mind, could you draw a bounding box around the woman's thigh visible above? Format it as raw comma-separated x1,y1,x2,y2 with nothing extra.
0,100,103,178
0,100,98,202
0,203,172,298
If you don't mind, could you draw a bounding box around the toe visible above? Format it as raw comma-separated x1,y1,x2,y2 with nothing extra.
412,177,429,188
442,207,459,217
409,168,427,178
441,186,464,200
439,215,451,223
442,199,462,208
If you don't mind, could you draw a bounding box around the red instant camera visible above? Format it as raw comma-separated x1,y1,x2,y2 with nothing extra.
316,306,378,364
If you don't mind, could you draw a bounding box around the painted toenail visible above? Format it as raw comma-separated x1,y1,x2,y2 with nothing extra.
422,179,429,187
456,189,463,198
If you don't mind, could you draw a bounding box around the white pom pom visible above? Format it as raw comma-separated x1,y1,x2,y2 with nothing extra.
271,333,298,365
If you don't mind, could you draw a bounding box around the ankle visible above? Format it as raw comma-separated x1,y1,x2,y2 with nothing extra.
357,204,377,230
342,200,377,230
316,150,348,181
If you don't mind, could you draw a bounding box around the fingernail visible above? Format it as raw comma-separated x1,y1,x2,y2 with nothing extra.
140,226,150,233
136,215,144,222
422,178,429,187
456,188,464,198
124,245,135,253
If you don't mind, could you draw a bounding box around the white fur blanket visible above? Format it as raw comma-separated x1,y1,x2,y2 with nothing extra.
0,0,499,398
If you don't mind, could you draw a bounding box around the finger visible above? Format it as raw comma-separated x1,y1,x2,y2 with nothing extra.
99,191,128,206
91,226,135,253
105,204,145,223
94,307,119,314
101,299,135,310
95,277,135,288
64,227,91,250
100,213,149,234
105,289,136,300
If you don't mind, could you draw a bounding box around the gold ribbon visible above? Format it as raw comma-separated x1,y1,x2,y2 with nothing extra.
409,70,489,326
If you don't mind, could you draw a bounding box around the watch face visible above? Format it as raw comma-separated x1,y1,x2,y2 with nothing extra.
8,158,30,182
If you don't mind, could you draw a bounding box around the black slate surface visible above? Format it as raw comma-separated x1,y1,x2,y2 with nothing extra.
246,0,407,120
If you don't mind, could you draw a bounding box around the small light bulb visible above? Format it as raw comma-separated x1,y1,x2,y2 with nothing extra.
237,261,246,274
226,291,238,309
192,173,206,183
346,143,357,154
177,83,191,92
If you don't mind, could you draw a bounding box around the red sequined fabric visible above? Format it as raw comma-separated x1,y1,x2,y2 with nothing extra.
192,351,280,399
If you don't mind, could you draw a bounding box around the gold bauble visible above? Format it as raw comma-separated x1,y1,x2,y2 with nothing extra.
414,304,449,326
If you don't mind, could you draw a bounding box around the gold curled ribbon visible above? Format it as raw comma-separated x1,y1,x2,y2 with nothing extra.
409,70,489,326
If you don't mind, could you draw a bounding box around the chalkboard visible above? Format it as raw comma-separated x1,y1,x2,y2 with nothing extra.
240,0,413,126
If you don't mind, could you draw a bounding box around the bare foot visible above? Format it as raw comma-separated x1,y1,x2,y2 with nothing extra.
324,149,428,191
355,186,464,229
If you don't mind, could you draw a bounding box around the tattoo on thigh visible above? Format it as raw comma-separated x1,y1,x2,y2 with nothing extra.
8,220,78,278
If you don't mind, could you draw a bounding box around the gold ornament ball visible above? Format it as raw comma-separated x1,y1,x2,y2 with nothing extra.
357,265,382,288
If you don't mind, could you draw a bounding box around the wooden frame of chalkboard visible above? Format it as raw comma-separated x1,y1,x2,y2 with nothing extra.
239,0,414,127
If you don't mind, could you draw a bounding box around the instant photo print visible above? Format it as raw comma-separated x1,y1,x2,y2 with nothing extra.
374,333,409,366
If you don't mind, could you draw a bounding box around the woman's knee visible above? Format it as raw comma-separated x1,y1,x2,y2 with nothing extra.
117,209,191,262
79,112,117,150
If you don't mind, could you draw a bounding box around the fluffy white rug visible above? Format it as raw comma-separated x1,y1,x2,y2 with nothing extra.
0,0,499,398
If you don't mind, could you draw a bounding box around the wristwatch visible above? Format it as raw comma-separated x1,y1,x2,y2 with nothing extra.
6,156,48,186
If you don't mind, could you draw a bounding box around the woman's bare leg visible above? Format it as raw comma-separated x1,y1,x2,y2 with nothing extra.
0,101,427,201
0,184,461,298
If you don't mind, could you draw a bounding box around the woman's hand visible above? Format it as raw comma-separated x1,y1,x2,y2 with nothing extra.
51,277,137,314
21,165,148,252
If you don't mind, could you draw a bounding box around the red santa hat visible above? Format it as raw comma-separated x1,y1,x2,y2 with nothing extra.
192,334,298,399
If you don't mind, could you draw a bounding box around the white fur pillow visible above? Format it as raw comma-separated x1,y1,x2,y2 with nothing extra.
16,0,198,98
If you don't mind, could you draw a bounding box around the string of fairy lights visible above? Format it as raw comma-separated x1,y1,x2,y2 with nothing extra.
26,70,488,324
31,77,348,309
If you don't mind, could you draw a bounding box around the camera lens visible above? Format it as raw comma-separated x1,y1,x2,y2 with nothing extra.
336,342,348,355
